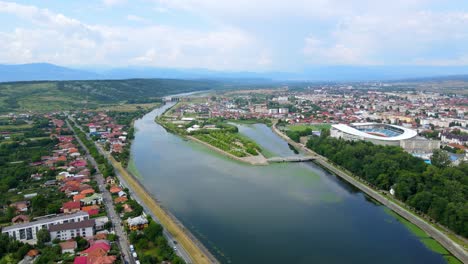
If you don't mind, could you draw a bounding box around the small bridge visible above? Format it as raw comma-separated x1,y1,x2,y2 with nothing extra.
267,156,316,163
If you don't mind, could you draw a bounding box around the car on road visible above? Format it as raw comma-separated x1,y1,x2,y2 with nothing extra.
173,246,177,251
129,245,134,252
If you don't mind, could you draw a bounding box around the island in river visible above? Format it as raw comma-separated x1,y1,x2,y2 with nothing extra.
127,101,459,264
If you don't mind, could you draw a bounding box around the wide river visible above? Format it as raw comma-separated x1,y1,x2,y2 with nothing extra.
130,102,447,264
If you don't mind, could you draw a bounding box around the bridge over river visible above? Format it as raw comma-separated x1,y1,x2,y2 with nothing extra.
267,156,316,163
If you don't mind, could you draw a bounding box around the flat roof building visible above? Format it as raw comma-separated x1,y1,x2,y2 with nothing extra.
2,211,89,244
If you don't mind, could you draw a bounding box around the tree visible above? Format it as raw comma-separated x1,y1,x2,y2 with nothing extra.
144,221,163,241
36,229,50,247
431,149,451,168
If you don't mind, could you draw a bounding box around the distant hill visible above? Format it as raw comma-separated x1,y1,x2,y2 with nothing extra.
1,63,468,82
0,79,224,113
0,63,100,82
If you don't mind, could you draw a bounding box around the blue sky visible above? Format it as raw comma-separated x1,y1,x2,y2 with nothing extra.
0,0,468,71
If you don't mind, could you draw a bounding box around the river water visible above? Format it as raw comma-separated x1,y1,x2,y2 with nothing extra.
130,102,447,264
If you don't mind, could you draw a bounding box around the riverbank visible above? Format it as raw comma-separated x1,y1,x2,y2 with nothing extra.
156,105,268,166
188,135,268,165
271,121,468,263
71,113,218,264
105,152,218,264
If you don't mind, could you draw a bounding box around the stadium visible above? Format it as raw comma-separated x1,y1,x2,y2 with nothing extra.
330,123,418,147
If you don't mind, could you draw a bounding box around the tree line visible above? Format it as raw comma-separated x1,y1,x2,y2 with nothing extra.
306,136,467,238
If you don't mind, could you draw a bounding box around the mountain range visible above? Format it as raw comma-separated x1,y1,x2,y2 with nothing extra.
1,63,468,82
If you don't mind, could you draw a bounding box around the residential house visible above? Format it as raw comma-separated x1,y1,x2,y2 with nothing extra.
12,215,29,224
73,194,86,202
81,205,100,217
63,201,81,214
49,219,95,241
60,241,77,254
109,186,122,194
127,215,148,231
113,197,127,204
11,201,28,213
94,216,109,231
80,188,95,196
81,193,103,205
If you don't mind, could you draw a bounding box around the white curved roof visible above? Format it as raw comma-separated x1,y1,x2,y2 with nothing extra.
332,123,417,141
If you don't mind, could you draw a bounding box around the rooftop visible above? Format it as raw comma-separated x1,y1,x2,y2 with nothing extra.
49,219,95,232
2,211,89,232
332,123,417,141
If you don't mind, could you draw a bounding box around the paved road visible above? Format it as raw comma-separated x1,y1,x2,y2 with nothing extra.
272,122,468,263
67,120,134,264
69,118,194,264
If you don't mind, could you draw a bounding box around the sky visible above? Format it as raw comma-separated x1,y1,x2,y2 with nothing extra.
0,0,467,71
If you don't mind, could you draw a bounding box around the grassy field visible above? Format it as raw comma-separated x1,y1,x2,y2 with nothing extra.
94,103,161,112
287,124,331,132
0,123,33,131
193,132,261,157
384,208,461,264
107,154,214,264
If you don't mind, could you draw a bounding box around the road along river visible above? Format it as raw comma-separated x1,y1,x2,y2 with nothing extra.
129,103,453,264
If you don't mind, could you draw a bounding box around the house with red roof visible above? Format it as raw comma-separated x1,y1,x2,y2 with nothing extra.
80,241,111,257
70,160,87,168
12,215,29,224
109,186,122,194
63,201,81,214
74,256,87,264
73,194,86,202
113,197,128,204
81,188,95,196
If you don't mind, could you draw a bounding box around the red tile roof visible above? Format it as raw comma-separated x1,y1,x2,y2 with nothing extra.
63,201,81,210
74,256,87,264
109,186,122,194
81,241,111,256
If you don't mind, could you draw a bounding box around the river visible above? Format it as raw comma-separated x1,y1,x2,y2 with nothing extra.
129,102,448,264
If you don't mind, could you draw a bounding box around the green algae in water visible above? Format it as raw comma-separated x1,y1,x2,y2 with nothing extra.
383,208,461,264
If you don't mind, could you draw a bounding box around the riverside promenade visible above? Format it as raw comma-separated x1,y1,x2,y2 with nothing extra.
71,117,218,264
272,122,468,263
105,154,218,264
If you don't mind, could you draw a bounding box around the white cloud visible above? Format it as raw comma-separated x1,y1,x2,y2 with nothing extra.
302,10,468,65
1,0,468,68
0,1,266,70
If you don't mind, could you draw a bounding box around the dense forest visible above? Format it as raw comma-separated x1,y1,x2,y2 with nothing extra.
306,136,467,238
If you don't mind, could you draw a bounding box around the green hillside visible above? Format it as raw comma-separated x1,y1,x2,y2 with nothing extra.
0,79,222,112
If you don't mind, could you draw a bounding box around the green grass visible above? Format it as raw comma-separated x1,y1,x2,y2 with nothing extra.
383,208,462,263
127,158,143,179
228,118,272,126
420,238,449,255
0,123,33,130
287,124,331,132
444,256,463,264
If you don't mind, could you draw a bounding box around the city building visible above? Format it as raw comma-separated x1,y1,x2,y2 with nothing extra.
49,219,95,241
330,122,439,153
2,211,90,244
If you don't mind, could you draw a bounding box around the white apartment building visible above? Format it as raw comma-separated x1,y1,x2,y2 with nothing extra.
2,211,89,244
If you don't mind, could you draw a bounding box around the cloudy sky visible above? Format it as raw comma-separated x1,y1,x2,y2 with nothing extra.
0,0,467,71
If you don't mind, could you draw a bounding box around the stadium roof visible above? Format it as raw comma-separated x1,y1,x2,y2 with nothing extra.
332,123,417,141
